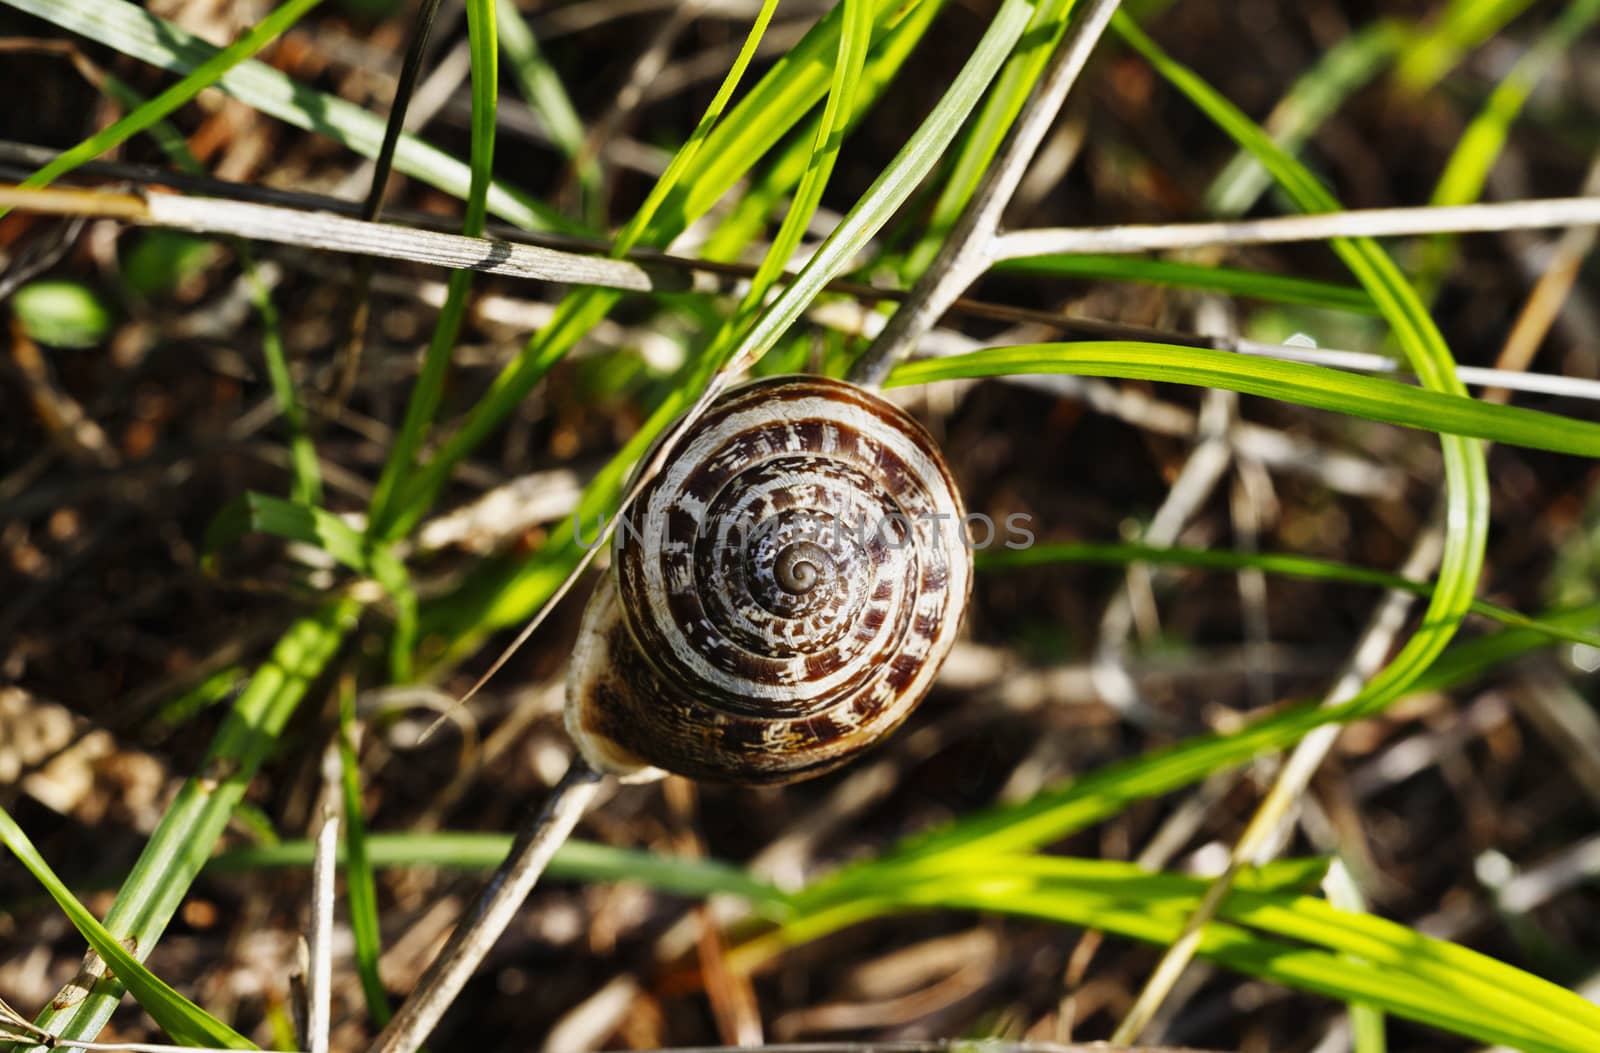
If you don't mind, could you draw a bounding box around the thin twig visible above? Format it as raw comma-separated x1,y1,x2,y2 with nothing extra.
991,195,1600,257
849,0,1124,387
307,811,338,1053
365,758,606,1053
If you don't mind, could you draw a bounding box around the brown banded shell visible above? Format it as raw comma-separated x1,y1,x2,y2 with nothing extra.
565,374,971,785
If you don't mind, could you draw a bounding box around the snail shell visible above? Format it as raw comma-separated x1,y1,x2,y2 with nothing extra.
565,374,972,785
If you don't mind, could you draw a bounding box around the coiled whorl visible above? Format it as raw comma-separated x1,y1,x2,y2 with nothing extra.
566,374,971,784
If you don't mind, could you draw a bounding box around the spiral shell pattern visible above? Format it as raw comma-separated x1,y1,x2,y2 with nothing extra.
565,374,971,784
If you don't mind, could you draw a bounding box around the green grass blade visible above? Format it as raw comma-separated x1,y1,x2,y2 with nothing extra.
207,833,793,915
248,271,321,506
26,599,359,1048
1415,0,1600,299
698,0,945,265
903,0,1080,276
888,342,1600,457
367,0,500,541
714,0,1035,375
1204,20,1407,218
3,0,574,233
337,688,391,1027
0,807,257,1049
755,856,1600,1052
1395,0,1538,94
205,492,372,571
0,0,323,217
978,541,1600,649
494,0,597,217
995,253,1377,312
205,490,416,679
611,0,782,257
731,0,872,324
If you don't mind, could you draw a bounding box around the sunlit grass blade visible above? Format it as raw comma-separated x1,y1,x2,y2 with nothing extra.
21,599,357,1047
1204,19,1408,217
727,0,872,329
1395,0,1538,94
1096,15,1491,1029
889,342,1600,457
788,598,1592,906
745,856,1600,1051
207,833,793,915
697,0,944,265
978,541,1600,649
1415,0,1600,299
712,0,1034,375
740,855,1600,1052
994,253,1376,312
902,0,1080,276
4,0,573,233
0,808,257,1049
366,0,500,544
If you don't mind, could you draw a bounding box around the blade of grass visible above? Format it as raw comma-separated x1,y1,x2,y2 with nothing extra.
735,855,1599,1051
725,0,872,332
206,833,793,915
0,0,324,219
1414,0,1600,300
696,0,945,264
888,342,1600,457
1117,12,1492,728
0,808,256,1050
1395,0,1538,95
24,599,359,1049
203,494,415,675
994,253,1377,312
3,0,574,233
365,0,500,544
494,0,599,221
978,541,1600,649
785,598,1597,920
1204,20,1408,218
902,0,1082,276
